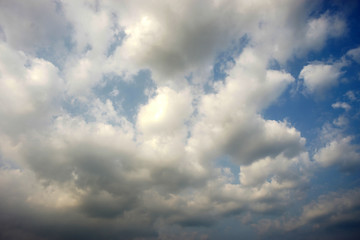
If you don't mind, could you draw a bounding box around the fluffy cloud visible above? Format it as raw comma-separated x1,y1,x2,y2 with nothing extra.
299,62,343,95
304,12,346,50
0,45,310,239
94,0,347,83
0,0,357,239
314,136,360,170
0,42,64,135
312,113,360,171
188,48,303,165
250,7,346,62
239,152,310,187
137,87,193,138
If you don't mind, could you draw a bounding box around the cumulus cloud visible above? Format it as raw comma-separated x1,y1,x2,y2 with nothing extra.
137,87,193,138
187,48,304,166
314,136,360,170
0,42,64,135
312,113,360,171
299,62,343,95
239,152,310,187
0,0,357,239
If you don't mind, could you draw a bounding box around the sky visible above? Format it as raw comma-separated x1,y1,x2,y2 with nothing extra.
0,0,360,239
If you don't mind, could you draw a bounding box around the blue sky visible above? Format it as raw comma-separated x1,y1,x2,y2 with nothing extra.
0,1,360,239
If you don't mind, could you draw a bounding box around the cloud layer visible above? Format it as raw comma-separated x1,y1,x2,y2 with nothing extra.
0,0,359,239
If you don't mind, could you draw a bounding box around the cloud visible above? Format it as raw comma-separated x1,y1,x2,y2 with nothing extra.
314,136,360,170
0,0,68,53
254,187,360,240
0,45,309,239
0,169,158,240
249,6,346,63
137,87,193,138
188,48,303,165
106,0,347,83
239,153,310,187
346,90,358,101
299,62,343,95
0,42,64,135
311,114,360,171
332,101,351,111
0,0,357,239
304,12,346,50
286,188,360,233
97,0,246,83
347,46,360,64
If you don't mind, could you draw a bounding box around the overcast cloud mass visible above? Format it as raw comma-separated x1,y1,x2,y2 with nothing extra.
0,0,360,239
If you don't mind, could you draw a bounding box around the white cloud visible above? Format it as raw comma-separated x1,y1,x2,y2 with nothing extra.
312,116,360,171
332,101,351,111
110,88,119,97
65,56,106,96
188,48,303,165
0,43,310,238
314,136,360,169
249,6,346,63
240,152,310,187
107,0,244,83
105,0,347,83
0,42,64,135
0,0,356,239
347,46,360,64
137,87,193,138
305,13,346,50
89,98,122,124
62,0,114,55
299,62,342,94
333,115,349,128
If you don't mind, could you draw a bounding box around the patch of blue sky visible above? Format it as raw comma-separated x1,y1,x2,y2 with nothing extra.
262,0,360,126
0,153,21,170
212,36,249,80
214,155,240,184
264,36,360,140
62,70,153,124
203,35,249,94
263,59,360,145
106,23,126,57
34,24,73,71
61,94,90,118
308,165,360,201
263,63,360,204
94,69,154,122
209,216,256,240
35,42,71,71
